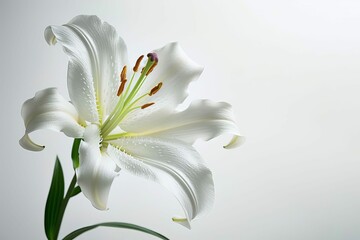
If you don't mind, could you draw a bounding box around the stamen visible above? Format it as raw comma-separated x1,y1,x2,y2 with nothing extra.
120,66,127,82
149,82,163,96
102,53,160,138
146,61,158,76
133,55,144,72
123,54,158,108
141,102,155,109
117,79,127,96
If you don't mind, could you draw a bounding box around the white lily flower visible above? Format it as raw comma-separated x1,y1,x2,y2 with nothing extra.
19,15,244,228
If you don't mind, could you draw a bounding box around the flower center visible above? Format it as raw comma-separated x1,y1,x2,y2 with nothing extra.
100,53,162,139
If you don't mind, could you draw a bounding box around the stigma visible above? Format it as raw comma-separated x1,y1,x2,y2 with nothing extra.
147,52,158,62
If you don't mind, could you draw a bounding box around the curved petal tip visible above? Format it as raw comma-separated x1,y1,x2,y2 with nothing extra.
19,134,45,151
223,135,246,149
172,217,191,229
44,26,57,45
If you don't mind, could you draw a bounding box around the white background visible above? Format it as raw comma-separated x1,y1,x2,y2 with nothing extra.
1,0,360,239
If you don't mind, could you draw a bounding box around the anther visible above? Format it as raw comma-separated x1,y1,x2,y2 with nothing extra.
141,102,155,109
133,55,144,72
146,61,158,76
120,66,127,82
117,79,127,96
149,82,163,96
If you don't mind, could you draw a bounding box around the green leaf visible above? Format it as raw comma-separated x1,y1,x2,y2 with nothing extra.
45,157,65,240
62,222,169,240
71,138,81,169
70,186,81,197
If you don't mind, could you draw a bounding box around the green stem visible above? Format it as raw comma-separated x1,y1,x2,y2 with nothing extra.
62,222,169,240
54,174,77,240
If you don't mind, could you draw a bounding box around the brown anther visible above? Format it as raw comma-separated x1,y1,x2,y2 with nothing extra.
133,55,144,72
117,79,127,96
141,102,155,109
146,62,158,76
149,82,163,96
120,66,127,82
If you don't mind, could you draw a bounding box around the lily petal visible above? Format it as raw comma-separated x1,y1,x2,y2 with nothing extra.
120,100,244,148
45,15,128,123
107,137,214,228
77,124,119,210
121,42,203,126
19,88,84,151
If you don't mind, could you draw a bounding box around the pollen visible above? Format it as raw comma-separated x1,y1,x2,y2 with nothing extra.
146,61,158,76
117,79,127,96
133,55,144,72
120,66,127,82
141,102,155,109
149,82,163,96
